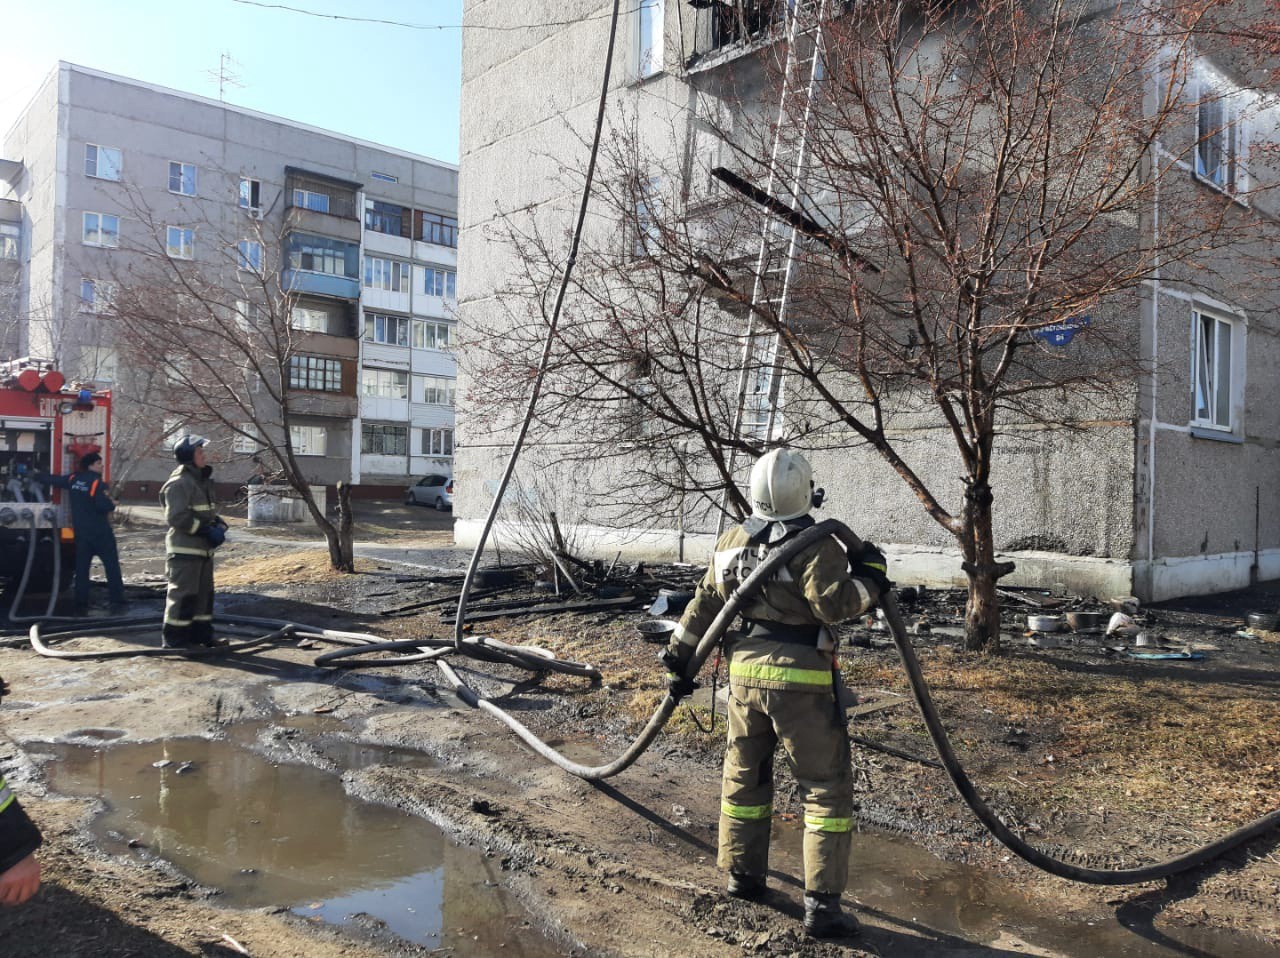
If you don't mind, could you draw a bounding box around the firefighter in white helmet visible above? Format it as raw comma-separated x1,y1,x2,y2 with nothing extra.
661,448,890,939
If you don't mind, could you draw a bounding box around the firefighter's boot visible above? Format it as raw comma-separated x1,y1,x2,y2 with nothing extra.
803,892,860,939
726,872,767,901
161,624,195,649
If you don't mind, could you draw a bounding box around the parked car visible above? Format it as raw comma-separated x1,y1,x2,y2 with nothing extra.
406,474,453,511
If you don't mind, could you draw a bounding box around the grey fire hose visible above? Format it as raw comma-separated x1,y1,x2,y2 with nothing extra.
6,508,62,623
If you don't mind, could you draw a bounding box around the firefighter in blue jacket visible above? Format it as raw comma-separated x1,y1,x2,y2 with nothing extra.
0,676,42,906
38,451,127,613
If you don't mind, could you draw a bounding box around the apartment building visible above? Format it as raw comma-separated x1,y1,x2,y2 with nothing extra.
0,63,458,493
457,1,1280,601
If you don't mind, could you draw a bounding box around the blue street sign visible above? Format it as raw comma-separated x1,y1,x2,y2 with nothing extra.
1034,314,1091,347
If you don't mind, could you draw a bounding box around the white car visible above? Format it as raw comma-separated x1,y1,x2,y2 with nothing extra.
406,474,453,511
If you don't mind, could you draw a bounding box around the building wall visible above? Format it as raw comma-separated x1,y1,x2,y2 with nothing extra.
458,2,1278,601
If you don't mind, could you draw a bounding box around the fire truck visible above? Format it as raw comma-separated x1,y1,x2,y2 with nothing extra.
0,359,112,589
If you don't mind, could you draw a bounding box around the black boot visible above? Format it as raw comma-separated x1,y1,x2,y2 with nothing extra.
726,871,767,901
190,622,228,648
161,624,195,649
803,892,860,939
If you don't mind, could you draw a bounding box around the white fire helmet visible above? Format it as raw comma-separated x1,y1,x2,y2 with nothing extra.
748,449,813,521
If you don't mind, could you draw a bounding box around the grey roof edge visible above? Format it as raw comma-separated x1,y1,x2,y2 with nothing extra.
55,61,459,172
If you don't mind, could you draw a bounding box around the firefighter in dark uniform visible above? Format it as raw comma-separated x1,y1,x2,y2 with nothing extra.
0,676,42,906
661,449,890,939
160,434,226,648
37,451,126,613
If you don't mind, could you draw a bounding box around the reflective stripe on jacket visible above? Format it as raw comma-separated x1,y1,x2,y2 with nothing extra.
160,464,219,558
0,774,43,874
669,522,878,693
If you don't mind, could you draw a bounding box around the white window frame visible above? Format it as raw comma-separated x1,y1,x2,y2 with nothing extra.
637,0,664,79
421,266,457,299
290,424,328,456
237,239,263,272
168,161,198,196
239,177,262,212
233,423,261,454
85,144,122,181
87,347,120,384
79,278,117,314
418,375,456,406
83,212,120,248
290,305,329,333
633,175,662,257
1194,64,1248,197
412,318,455,351
423,427,454,457
293,188,330,213
365,312,411,346
166,226,195,260
364,255,410,292
361,366,409,399
1190,307,1243,434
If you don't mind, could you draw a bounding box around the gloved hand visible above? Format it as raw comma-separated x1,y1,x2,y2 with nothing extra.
666,671,701,702
851,540,892,594
204,524,227,547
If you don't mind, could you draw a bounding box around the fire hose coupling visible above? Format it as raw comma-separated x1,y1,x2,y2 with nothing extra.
19,508,34,521
40,508,57,523
0,507,16,526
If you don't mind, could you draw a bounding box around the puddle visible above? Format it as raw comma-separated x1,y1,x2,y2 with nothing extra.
44,739,566,955
772,821,1280,956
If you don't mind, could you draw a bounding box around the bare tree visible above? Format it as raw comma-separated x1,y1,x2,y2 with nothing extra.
104,183,356,571
465,0,1279,649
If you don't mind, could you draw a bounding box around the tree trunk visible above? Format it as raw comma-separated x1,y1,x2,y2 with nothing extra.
960,480,1008,653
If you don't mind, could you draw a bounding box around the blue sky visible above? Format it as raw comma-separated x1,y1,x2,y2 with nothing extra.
0,0,463,163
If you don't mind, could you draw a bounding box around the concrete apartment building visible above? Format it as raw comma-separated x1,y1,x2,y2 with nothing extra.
457,1,1280,601
0,62,459,493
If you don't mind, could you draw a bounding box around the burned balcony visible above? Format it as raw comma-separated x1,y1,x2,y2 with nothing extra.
285,168,360,220
686,0,786,68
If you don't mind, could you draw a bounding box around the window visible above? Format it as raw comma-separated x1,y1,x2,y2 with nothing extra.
239,178,262,211
290,425,328,456
237,239,263,272
293,188,330,213
363,255,410,291
361,367,409,399
84,144,122,181
1192,310,1238,432
166,226,194,259
168,161,197,196
1195,65,1246,195
86,347,119,383
362,423,408,456
412,318,454,350
286,233,360,277
83,212,120,248
290,305,329,333
418,375,456,406
235,299,265,332
365,200,407,236
288,354,343,392
417,210,458,247
637,0,664,78
370,170,398,183
364,312,410,346
233,423,261,454
634,176,662,256
421,267,457,299
79,278,117,314
0,223,18,260
423,427,454,457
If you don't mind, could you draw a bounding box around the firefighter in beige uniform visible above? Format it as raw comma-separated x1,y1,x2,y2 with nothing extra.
160,435,227,648
662,449,889,939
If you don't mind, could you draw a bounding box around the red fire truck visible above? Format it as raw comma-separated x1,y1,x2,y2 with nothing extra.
0,360,112,588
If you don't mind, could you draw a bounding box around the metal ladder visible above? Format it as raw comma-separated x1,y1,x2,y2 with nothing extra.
719,0,831,532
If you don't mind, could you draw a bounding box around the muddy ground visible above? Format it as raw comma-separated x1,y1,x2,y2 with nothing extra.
1,502,1279,957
